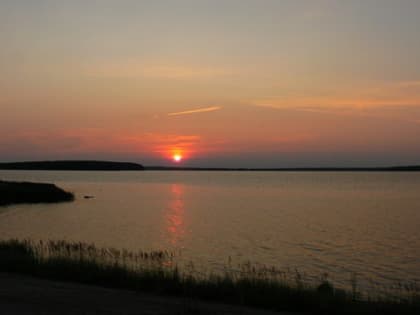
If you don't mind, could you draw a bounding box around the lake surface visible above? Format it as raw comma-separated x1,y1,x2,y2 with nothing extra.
1,171,419,293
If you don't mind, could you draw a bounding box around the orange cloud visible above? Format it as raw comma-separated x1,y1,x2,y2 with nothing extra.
142,66,232,79
397,81,420,88
84,61,233,80
252,80,420,111
122,133,203,161
1,129,207,162
253,97,420,110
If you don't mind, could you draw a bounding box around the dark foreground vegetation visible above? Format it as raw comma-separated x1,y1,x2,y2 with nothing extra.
0,239,418,315
0,181,74,206
0,160,144,171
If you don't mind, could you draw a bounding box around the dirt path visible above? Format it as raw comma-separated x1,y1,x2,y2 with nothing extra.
0,273,295,315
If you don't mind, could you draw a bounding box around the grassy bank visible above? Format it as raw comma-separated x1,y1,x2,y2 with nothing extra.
0,180,74,206
0,240,418,314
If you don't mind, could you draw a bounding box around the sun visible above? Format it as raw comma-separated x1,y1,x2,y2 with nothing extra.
173,154,182,162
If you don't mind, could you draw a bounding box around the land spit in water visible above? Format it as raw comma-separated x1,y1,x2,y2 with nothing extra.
0,180,74,206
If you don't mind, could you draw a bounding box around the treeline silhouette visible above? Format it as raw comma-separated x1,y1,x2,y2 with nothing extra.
1,160,419,171
145,165,420,171
0,161,144,171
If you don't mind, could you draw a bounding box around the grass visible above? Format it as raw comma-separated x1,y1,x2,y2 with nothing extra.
0,180,74,206
0,239,419,314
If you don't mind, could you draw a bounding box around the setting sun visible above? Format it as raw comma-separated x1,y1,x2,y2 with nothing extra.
1,2,420,312
173,154,182,162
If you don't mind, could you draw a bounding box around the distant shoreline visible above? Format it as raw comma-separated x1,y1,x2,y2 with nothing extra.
145,166,420,171
0,161,144,171
0,160,419,172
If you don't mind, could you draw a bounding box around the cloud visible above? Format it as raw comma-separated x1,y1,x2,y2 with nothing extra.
248,97,420,128
253,97,420,110
397,81,420,88
122,133,202,155
168,106,222,116
251,80,420,112
84,61,233,80
142,66,232,79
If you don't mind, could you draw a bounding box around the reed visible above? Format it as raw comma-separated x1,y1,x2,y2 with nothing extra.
0,239,418,315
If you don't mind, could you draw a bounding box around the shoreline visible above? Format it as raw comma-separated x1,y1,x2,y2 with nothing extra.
0,161,144,171
0,160,419,172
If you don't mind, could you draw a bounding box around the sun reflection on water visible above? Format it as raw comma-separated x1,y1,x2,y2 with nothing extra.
165,183,186,246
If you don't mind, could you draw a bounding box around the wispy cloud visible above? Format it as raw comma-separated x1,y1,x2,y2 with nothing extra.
85,61,233,80
249,98,420,127
168,106,222,116
253,97,420,110
397,81,420,88
142,66,232,79
251,79,420,111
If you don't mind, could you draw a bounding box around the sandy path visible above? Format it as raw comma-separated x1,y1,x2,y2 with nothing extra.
0,273,295,315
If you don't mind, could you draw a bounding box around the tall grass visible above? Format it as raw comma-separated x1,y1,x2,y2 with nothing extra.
0,239,419,314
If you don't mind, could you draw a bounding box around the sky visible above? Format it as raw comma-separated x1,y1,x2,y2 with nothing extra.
1,0,420,167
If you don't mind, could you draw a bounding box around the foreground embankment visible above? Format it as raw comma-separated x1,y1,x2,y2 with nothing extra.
0,180,74,206
0,239,418,314
0,273,284,315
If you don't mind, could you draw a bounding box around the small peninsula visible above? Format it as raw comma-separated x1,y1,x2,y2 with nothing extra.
0,160,144,171
0,180,74,206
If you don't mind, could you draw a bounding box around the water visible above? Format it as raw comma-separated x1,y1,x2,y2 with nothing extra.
1,170,419,293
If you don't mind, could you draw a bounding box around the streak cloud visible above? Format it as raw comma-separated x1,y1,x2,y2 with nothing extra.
168,106,222,116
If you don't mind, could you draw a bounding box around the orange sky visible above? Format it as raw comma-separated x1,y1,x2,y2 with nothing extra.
1,1,420,167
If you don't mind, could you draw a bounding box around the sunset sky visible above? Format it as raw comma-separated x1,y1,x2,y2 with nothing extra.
1,0,420,167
